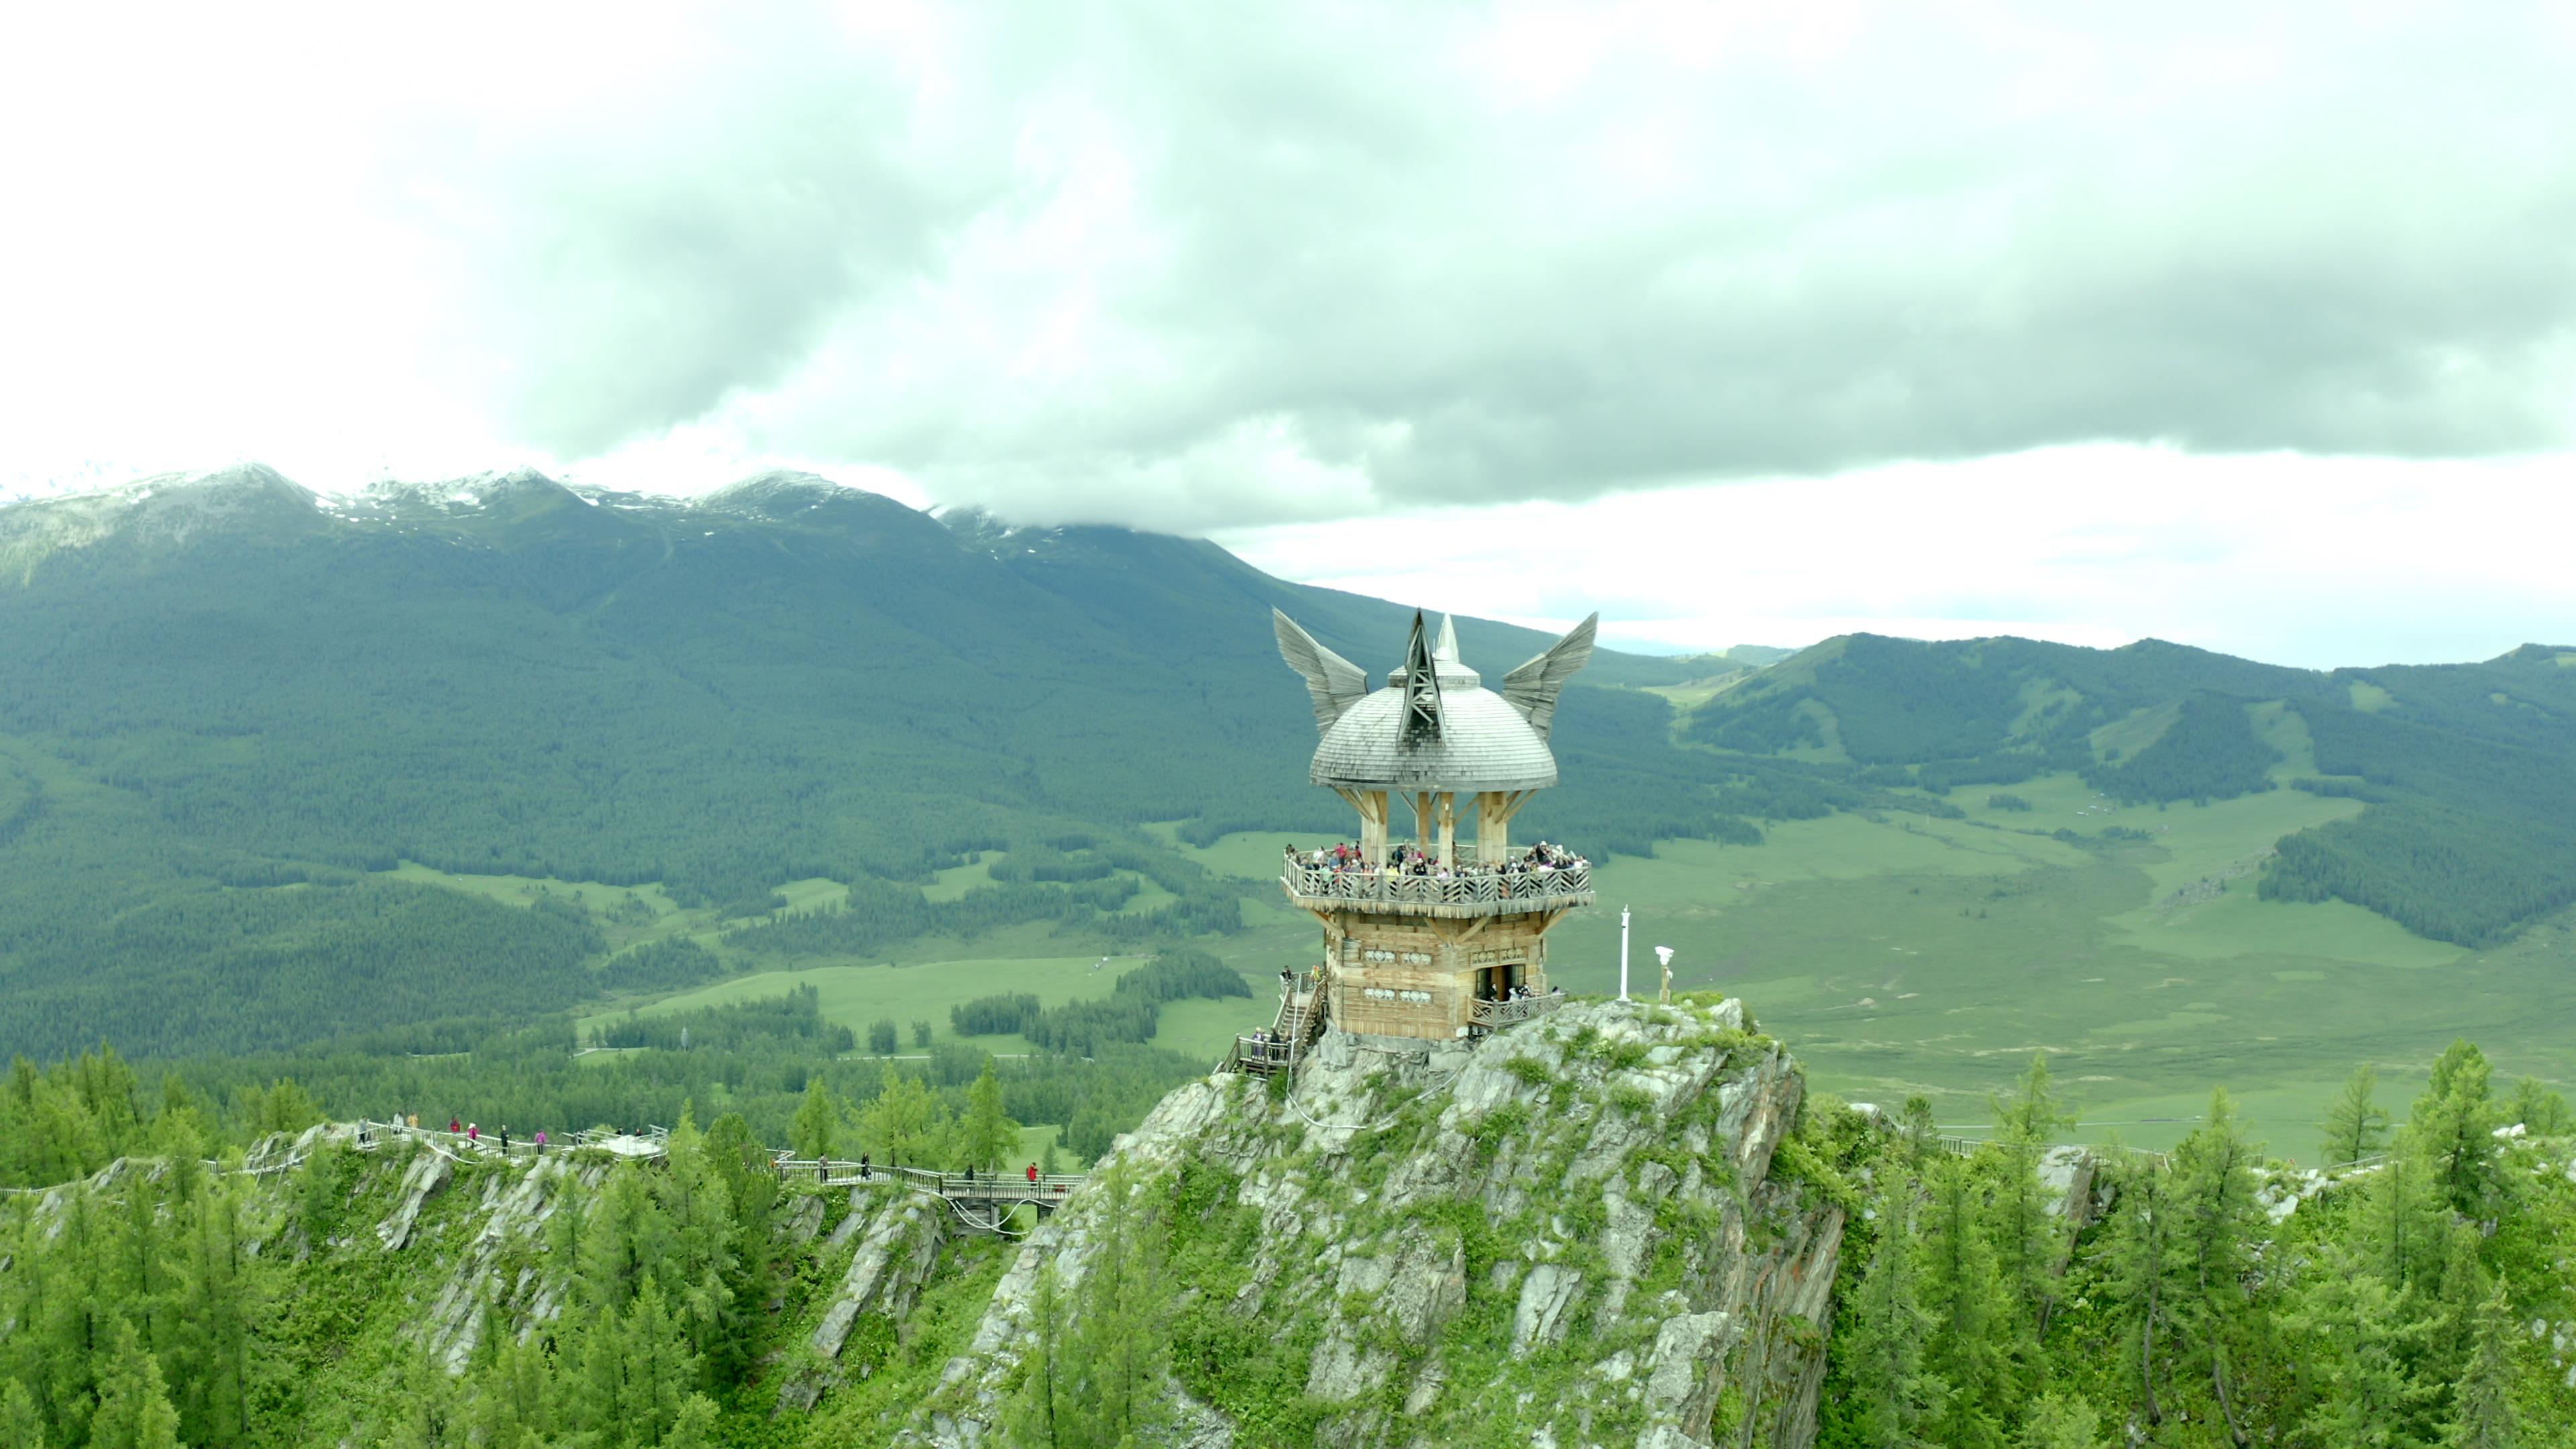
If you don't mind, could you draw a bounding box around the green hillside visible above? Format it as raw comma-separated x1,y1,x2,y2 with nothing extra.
0,466,1711,1061
4,468,2574,1160
1687,633,2576,946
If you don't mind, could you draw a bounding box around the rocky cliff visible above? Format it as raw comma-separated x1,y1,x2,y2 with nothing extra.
914,996,1845,1448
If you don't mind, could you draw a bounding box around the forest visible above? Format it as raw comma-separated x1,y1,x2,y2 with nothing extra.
9,1016,2573,1447
0,470,1721,1063
1812,1042,2571,1447
0,977,1221,1195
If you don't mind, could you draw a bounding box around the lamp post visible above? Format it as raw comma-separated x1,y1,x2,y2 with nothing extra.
1654,945,1674,1004
1619,906,1631,1001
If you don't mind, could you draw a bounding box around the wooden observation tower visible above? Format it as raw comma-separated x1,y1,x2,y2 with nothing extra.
1247,608,1599,1057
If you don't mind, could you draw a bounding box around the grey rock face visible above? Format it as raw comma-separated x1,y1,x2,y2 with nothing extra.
916,998,1843,1449
780,1192,950,1411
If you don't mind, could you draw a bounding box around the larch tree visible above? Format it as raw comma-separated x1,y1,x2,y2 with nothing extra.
2165,1089,2265,1446
2447,1283,2521,1449
1919,1153,2008,1449
84,1323,179,1449
2319,1065,2392,1167
790,1077,838,1163
1838,1175,1942,1448
963,1060,1020,1177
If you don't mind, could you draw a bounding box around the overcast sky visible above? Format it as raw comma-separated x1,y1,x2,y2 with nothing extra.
3,2,2572,667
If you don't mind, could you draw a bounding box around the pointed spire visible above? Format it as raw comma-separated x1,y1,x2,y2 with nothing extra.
1401,610,1445,745
1434,614,1460,663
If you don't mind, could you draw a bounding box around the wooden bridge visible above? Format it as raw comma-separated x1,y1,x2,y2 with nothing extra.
345,1122,1086,1234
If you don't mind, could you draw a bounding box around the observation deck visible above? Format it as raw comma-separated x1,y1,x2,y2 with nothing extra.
1279,857,1595,920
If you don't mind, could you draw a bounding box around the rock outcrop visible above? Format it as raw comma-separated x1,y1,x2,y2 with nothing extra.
777,1189,951,1411
918,997,1844,1448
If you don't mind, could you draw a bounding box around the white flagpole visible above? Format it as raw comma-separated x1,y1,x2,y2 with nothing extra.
1619,906,1631,1002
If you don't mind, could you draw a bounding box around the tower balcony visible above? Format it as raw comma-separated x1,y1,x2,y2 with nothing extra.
1279,856,1595,920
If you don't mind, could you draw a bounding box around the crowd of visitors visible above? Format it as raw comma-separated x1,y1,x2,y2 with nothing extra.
1283,839,1589,879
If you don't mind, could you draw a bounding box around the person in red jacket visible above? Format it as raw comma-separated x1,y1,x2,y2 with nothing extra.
1026,1161,1039,1184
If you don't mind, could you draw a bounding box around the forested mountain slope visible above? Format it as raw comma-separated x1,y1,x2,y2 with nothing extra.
1685,632,2576,946
2,465,2567,1066
0,466,1707,1059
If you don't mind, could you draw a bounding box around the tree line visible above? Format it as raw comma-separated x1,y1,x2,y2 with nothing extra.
1819,1040,2571,1446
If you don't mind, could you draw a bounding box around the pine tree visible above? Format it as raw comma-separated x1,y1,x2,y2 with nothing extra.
2284,1246,2436,1449
576,1168,674,1316
617,1281,696,1444
963,1061,1020,1177
85,1322,179,1449
1007,1261,1075,1448
651,1112,739,1375
2167,1088,2265,1444
2320,1065,2392,1166
861,1073,949,1171
663,1395,720,1449
791,1077,837,1163
2358,1149,2446,1294
2447,1283,2520,1449
1986,1055,2072,1348
1072,1169,1171,1444
0,1379,44,1449
2504,1076,2569,1137
1839,1177,1942,1447
2104,1153,2177,1428
2411,1041,2504,1220
2019,1391,2106,1449
1919,1153,2006,1448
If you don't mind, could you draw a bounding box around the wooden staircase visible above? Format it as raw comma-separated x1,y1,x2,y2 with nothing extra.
1226,972,1328,1077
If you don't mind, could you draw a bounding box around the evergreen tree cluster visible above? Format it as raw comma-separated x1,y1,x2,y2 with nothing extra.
951,992,1043,1036
1821,1043,2575,1448
0,991,1207,1192
2083,692,2279,805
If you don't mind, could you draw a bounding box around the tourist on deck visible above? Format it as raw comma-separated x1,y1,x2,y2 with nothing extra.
860,1154,871,1181
534,1129,548,1153
1027,1162,1040,1184
449,1117,462,1134
499,1126,510,1152
467,1123,479,1144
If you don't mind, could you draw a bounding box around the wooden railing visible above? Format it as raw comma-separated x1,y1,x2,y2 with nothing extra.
1280,861,1593,916
1467,992,1569,1030
766,1158,1085,1202
1224,979,1327,1076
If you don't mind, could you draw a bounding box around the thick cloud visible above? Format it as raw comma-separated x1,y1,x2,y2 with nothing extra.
6,3,2575,528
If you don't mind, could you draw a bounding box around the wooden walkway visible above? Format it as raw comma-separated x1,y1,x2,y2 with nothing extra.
3,1121,1085,1235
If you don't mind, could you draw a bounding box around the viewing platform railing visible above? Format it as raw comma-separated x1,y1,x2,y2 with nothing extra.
1468,992,1570,1032
1279,861,1593,918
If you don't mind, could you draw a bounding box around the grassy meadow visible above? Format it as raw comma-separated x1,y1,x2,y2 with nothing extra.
409,772,2576,1165
1184,768,2576,1162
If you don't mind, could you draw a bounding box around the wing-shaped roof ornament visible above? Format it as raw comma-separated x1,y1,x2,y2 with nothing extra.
1273,609,1371,733
1399,610,1445,745
1499,612,1599,742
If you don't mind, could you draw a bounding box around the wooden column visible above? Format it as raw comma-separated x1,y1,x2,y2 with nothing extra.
1340,788,1391,865
1436,792,1457,868
1475,790,1530,864
1411,791,1435,857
